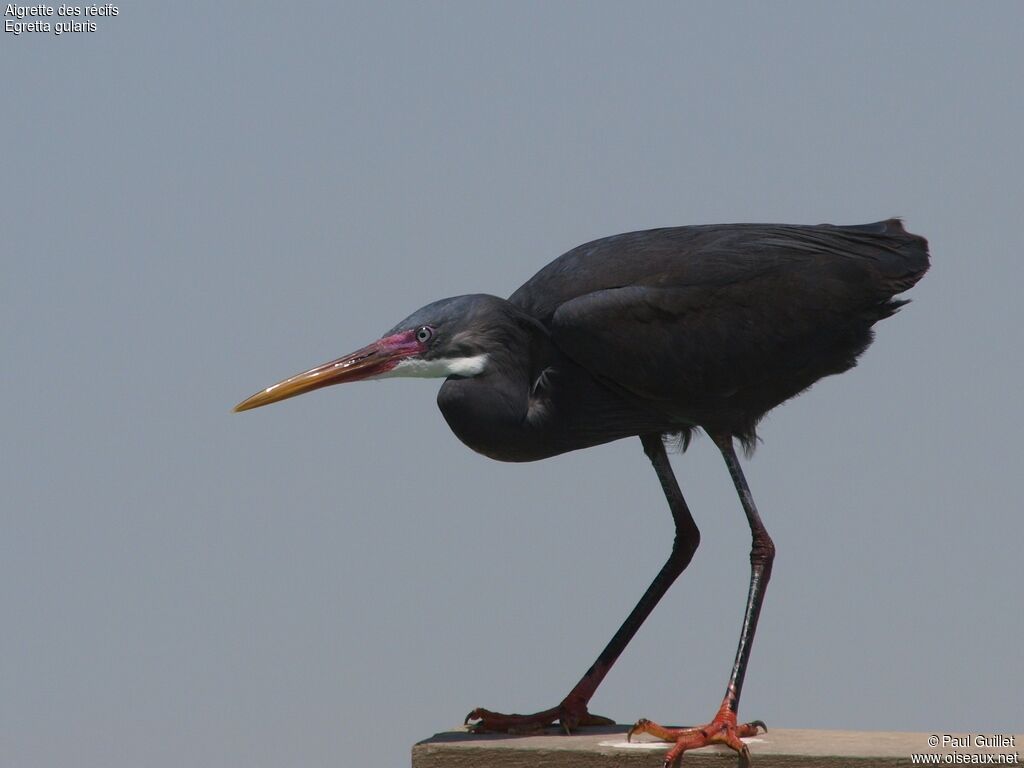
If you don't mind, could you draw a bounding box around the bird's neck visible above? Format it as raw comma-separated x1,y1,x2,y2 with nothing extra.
435,324,553,463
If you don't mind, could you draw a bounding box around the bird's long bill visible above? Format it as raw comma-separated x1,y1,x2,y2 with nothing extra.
233,331,419,412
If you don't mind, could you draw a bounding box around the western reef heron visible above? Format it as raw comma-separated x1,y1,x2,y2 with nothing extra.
235,219,929,767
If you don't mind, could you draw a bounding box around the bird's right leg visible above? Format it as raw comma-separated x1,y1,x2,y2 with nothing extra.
465,433,701,734
628,433,771,766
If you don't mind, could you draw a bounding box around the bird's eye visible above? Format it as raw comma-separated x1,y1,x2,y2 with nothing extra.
415,326,433,343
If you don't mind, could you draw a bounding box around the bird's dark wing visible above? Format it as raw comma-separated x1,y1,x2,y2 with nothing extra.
534,220,928,433
510,220,926,323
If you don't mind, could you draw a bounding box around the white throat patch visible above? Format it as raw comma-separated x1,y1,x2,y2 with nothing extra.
373,354,489,380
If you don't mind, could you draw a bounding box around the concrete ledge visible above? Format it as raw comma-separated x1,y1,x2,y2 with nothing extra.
413,725,1022,767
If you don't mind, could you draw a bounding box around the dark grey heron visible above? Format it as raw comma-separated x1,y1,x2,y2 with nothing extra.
235,219,929,767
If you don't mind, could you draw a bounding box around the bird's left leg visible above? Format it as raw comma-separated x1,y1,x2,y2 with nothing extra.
629,433,772,767
465,433,702,735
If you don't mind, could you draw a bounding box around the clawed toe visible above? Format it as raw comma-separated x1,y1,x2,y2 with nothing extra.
464,703,614,735
465,706,554,734
628,711,767,767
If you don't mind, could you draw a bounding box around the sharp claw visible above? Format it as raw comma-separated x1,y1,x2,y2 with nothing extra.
627,718,648,742
749,719,767,733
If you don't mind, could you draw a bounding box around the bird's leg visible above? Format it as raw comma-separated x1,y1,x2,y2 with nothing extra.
465,433,702,735
629,432,773,767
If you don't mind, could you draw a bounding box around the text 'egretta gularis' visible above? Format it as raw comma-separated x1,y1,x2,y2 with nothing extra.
236,219,929,767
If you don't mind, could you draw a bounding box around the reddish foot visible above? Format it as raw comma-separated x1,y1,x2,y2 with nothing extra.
628,705,766,768
465,696,614,736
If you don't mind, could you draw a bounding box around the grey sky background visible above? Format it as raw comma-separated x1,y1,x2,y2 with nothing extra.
3,3,1022,767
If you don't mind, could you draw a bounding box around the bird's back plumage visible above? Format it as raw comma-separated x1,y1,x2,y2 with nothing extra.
509,219,929,449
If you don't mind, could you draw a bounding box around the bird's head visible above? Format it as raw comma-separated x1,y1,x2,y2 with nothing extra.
234,294,519,412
